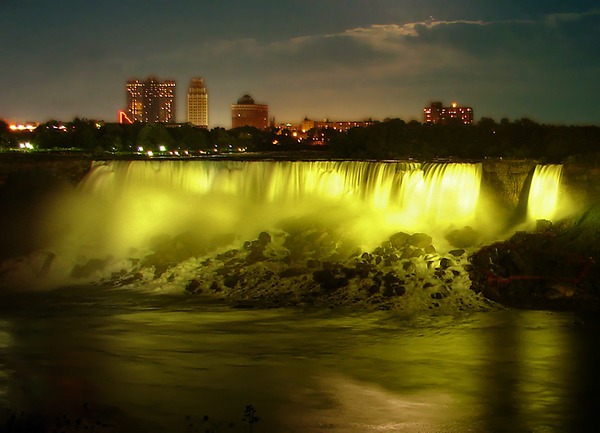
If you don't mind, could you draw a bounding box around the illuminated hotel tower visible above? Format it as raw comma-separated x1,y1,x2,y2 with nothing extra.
231,94,269,129
126,77,176,123
424,101,473,125
187,78,208,128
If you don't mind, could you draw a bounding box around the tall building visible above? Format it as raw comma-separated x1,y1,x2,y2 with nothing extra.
125,77,176,123
231,94,269,129
187,78,208,128
424,101,473,125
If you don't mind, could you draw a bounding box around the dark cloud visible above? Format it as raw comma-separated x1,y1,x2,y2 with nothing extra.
1,2,599,125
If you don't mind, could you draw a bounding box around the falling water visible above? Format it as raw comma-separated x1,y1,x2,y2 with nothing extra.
527,164,563,221
70,160,482,253
1,159,488,289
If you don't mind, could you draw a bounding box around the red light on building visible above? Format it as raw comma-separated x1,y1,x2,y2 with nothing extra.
119,110,133,124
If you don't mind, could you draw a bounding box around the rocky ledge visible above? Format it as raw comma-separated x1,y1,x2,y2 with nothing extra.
101,227,492,313
468,206,600,312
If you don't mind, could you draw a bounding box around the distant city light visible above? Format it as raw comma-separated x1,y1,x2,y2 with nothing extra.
9,123,38,132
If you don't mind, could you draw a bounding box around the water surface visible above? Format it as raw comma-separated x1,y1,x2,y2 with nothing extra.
1,287,598,432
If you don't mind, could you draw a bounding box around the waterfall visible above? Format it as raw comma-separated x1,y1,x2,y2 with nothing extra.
1,159,489,289
70,160,483,255
527,164,563,221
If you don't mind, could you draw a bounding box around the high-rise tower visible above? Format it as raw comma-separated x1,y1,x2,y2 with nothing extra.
187,78,208,128
126,77,176,123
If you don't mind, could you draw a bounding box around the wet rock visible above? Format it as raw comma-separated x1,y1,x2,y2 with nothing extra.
401,246,424,259
403,261,417,273
185,279,202,293
223,274,242,288
468,217,600,311
407,233,433,248
257,231,272,245
449,249,465,257
445,226,480,248
390,232,410,248
383,284,406,297
355,262,375,278
367,284,380,295
216,249,238,261
425,244,437,254
245,248,266,264
535,219,553,232
313,268,349,292
278,268,308,278
382,272,402,287
439,258,453,269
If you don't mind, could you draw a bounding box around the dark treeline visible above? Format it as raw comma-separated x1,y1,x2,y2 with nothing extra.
2,117,600,163
0,119,298,154
329,118,600,163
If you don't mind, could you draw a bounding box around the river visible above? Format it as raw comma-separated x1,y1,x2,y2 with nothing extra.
1,286,598,433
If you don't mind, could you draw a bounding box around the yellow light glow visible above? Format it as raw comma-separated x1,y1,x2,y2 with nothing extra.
527,165,562,221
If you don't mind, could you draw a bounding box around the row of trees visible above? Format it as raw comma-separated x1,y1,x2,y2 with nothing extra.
0,119,298,155
2,117,599,163
329,118,600,163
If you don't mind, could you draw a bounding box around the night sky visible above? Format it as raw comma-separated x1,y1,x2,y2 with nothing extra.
1,0,599,127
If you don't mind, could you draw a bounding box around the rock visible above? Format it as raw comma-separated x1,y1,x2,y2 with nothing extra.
185,279,202,293
390,232,410,248
403,261,416,273
278,267,308,278
257,231,272,245
407,233,433,248
209,281,222,292
382,272,402,286
535,219,553,232
223,274,241,288
439,258,453,269
367,284,380,295
312,269,349,292
383,284,405,297
401,246,424,259
445,226,480,248
425,244,437,254
449,249,465,257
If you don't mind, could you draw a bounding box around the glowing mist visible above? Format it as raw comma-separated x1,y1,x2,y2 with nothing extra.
1,160,490,288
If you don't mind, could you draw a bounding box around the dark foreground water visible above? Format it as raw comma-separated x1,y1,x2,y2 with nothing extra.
0,287,599,433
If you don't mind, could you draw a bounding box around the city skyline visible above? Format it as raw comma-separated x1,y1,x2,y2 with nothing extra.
1,1,599,127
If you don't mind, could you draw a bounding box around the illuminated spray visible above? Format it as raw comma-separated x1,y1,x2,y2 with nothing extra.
0,160,569,288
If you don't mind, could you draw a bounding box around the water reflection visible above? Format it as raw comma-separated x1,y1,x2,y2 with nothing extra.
0,294,598,432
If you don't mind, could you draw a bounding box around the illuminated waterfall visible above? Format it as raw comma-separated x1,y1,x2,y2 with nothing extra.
0,159,489,290
69,160,483,257
527,164,563,221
